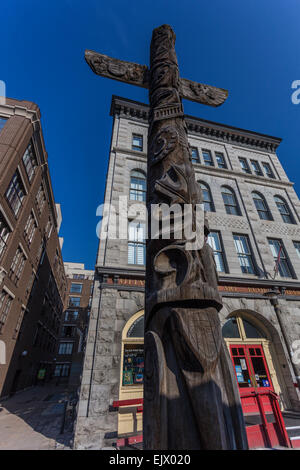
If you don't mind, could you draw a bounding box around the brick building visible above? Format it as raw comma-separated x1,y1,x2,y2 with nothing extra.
74,96,300,449
54,262,94,388
0,98,66,397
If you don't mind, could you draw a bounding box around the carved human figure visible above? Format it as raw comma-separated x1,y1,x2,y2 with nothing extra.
143,24,247,450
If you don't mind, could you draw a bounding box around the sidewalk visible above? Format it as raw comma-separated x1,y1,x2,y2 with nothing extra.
0,384,75,450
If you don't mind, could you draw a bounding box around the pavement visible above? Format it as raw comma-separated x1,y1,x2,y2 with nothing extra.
0,384,76,450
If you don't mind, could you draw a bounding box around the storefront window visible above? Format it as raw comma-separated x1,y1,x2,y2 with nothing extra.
122,344,144,386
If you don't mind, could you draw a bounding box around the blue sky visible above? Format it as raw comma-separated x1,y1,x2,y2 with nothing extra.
2,0,300,269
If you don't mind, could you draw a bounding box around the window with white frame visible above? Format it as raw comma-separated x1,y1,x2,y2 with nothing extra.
130,170,146,201
294,241,300,259
0,290,13,333
9,247,26,285
64,310,79,322
24,211,37,244
0,212,11,259
252,192,272,221
191,147,200,164
250,160,263,176
221,186,241,216
58,342,73,355
262,162,275,179
54,364,70,377
128,221,146,265
70,283,82,294
132,134,143,152
36,185,46,215
199,182,215,212
233,234,256,275
13,307,25,340
239,157,251,174
216,152,227,169
207,231,227,273
268,239,293,278
5,170,26,217
274,195,295,224
22,141,38,182
69,296,80,307
202,149,214,166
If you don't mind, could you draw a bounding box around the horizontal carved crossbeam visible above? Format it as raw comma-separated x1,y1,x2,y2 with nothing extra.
85,50,228,107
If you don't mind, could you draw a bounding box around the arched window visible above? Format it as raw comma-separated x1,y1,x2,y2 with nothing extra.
252,192,272,220
221,186,241,215
274,196,295,224
222,316,265,340
199,182,215,212
130,170,146,202
127,315,144,338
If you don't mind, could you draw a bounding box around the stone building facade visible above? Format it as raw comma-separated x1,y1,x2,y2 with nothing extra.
74,95,300,449
55,262,94,388
0,98,66,397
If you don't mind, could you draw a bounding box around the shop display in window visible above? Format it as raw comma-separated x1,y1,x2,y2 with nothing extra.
122,344,144,386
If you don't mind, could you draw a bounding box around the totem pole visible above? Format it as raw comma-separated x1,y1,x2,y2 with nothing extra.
85,24,247,450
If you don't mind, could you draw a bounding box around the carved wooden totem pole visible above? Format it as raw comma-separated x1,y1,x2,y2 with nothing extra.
85,24,248,450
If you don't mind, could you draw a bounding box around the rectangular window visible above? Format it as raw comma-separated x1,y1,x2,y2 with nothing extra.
0,290,13,333
268,239,293,278
22,141,37,182
36,185,46,214
9,247,26,285
294,241,300,259
130,171,146,201
58,342,73,355
128,222,146,265
239,158,251,174
62,326,75,338
70,283,82,294
207,231,227,273
250,160,263,176
216,152,227,169
13,308,25,340
24,212,37,244
64,310,79,322
73,274,85,279
54,364,70,377
233,234,256,274
69,296,80,307
0,118,7,133
191,147,200,164
5,171,26,216
262,162,275,179
132,134,143,152
0,212,11,259
202,149,214,166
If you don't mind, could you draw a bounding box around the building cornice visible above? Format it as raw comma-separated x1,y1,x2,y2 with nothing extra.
110,95,282,153
96,265,300,291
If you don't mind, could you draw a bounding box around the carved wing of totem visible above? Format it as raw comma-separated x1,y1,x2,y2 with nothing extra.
85,50,228,107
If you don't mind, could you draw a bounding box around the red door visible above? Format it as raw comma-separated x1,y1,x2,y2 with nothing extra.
230,344,290,448
230,344,273,414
